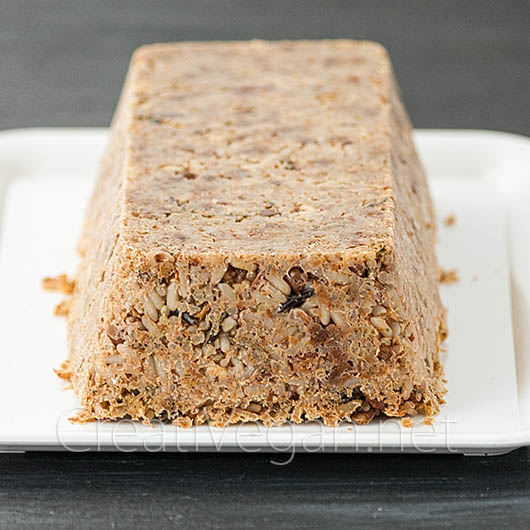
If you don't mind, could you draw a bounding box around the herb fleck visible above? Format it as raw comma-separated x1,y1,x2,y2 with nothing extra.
278,286,315,313
181,312,198,325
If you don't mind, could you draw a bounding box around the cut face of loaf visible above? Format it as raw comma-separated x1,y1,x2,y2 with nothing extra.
66,40,447,427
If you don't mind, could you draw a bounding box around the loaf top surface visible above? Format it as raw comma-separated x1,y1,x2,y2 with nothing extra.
118,40,398,258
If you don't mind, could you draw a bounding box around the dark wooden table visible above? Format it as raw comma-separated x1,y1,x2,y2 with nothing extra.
1,1,529,528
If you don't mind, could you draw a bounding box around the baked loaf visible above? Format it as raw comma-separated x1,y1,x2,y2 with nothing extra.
65,40,447,427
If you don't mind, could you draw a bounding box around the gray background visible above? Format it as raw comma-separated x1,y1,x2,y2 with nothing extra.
1,1,530,529
2,0,529,134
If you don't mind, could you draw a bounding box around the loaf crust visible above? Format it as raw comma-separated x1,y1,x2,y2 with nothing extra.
66,40,447,427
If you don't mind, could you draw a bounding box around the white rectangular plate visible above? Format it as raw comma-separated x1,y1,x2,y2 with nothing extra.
0,128,529,455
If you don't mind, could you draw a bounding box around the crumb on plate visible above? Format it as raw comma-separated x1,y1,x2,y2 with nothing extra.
54,299,71,316
42,274,75,294
443,214,456,227
54,360,72,381
439,269,459,284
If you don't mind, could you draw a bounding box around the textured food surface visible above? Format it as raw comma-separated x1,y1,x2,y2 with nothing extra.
66,40,447,427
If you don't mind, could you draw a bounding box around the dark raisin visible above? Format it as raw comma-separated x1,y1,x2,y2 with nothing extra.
106,324,124,345
222,264,247,284
411,391,423,403
285,267,307,293
360,401,371,412
378,345,393,361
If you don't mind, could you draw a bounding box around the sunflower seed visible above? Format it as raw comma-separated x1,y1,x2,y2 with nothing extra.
318,301,331,325
148,288,165,310
372,305,387,316
143,296,159,322
266,274,292,295
221,316,237,332
219,334,231,353
166,281,178,311
370,316,393,337
218,282,237,304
